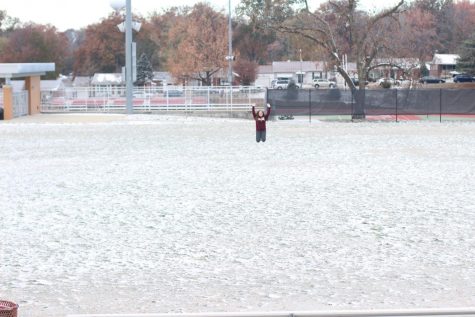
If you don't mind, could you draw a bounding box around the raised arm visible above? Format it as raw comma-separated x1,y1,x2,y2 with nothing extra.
265,103,271,119
252,105,256,118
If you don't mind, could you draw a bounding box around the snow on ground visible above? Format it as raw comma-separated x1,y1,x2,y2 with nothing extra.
0,115,474,317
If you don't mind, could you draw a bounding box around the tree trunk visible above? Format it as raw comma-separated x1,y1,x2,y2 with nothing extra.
352,67,367,119
352,88,366,119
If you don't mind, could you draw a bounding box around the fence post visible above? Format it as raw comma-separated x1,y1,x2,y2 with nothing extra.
351,89,355,121
309,89,312,123
395,88,398,123
207,87,210,111
439,88,442,123
230,86,233,111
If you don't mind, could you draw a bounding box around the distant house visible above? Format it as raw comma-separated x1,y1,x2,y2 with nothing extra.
369,58,420,80
72,76,91,88
274,61,333,84
91,73,123,97
41,79,66,92
40,79,67,102
255,61,337,88
70,76,92,98
430,54,460,78
254,65,274,87
152,72,173,86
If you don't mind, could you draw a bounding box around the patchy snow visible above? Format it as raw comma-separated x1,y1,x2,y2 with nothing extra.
0,116,474,317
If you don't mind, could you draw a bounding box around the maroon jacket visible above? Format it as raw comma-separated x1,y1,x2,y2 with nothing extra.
252,106,271,131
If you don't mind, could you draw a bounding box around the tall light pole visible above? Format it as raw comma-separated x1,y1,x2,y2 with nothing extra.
110,0,133,114
125,0,133,114
227,0,233,85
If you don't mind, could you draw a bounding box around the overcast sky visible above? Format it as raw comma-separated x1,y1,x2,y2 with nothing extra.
1,0,407,31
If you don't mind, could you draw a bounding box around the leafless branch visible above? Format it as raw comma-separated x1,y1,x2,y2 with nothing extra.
368,0,404,30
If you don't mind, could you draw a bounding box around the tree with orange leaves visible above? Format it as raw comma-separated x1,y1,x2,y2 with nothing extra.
0,23,69,78
167,3,228,86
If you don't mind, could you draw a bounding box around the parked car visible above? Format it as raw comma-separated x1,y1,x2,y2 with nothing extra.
163,88,184,97
453,74,475,83
273,79,291,89
133,91,154,98
419,76,445,84
313,78,336,88
351,78,368,86
377,78,400,86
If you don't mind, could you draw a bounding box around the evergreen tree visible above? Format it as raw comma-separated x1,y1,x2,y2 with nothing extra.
135,53,154,85
420,63,430,77
457,33,475,75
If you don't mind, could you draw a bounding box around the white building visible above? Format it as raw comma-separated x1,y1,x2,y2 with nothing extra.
430,54,460,78
255,61,338,88
91,73,124,97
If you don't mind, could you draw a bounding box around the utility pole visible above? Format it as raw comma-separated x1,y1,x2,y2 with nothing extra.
227,0,233,85
125,0,133,114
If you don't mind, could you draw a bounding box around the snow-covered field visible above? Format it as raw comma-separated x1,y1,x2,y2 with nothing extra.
1,115,474,317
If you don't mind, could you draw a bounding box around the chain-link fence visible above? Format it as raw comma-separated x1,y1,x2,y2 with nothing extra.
267,88,475,121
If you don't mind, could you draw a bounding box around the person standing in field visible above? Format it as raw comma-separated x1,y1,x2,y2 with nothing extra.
252,103,271,143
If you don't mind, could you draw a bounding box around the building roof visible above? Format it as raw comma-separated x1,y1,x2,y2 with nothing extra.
73,76,91,87
153,71,172,82
91,73,123,85
432,54,460,65
0,63,55,78
272,61,326,73
41,79,64,91
258,65,273,74
374,58,420,68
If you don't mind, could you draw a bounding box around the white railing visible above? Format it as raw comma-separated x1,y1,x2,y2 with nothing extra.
40,86,266,113
13,91,28,118
67,307,475,317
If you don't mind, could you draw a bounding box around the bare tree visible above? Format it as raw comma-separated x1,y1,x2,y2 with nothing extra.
239,0,405,118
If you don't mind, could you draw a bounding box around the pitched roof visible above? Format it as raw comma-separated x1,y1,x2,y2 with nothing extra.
432,54,460,65
41,79,64,91
91,73,123,85
374,58,420,68
73,76,91,87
